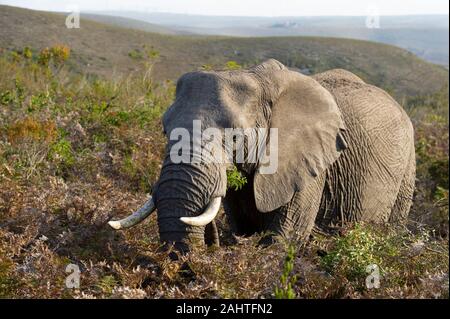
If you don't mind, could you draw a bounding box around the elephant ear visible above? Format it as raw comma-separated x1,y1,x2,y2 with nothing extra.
253,69,347,212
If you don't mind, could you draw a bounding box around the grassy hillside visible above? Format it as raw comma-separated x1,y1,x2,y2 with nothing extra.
173,27,449,66
0,5,448,100
73,11,450,66
80,13,182,35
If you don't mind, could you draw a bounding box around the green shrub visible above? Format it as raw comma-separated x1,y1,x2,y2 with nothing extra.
274,245,297,299
14,78,25,103
0,250,17,298
29,92,51,112
226,166,247,191
37,47,52,66
128,49,143,60
225,61,242,70
0,90,14,105
201,64,213,71
105,111,131,126
321,224,399,281
22,46,33,59
143,45,160,60
97,275,118,295
10,51,21,63
49,137,75,168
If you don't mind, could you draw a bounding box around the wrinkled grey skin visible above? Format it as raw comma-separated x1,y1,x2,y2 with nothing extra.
152,59,416,251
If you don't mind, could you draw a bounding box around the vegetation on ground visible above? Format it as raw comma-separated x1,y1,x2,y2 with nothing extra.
0,44,448,299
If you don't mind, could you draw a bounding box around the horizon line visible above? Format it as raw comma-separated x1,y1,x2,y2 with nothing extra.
1,4,449,18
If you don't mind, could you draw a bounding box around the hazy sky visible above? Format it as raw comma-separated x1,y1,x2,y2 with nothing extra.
0,0,448,16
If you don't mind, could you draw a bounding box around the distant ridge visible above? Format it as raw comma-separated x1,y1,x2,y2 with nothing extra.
80,13,186,35
87,10,449,66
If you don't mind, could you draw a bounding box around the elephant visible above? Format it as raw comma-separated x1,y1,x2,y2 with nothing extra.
108,59,416,252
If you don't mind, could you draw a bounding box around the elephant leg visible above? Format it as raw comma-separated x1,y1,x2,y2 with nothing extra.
389,148,416,223
205,220,220,247
259,173,327,245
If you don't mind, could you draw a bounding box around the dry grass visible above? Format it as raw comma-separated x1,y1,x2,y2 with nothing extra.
0,50,448,299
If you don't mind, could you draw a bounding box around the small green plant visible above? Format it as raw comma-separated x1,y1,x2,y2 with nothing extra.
29,92,50,112
105,110,130,126
97,275,118,295
143,45,160,60
121,153,137,177
0,251,17,298
49,137,75,168
37,47,52,66
10,51,21,63
128,49,143,60
22,46,33,59
435,186,449,203
14,78,25,103
225,61,242,70
0,90,14,105
274,245,297,299
226,166,247,191
201,64,213,71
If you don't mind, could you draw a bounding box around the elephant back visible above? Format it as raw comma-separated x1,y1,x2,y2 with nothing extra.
312,69,366,91
312,68,415,224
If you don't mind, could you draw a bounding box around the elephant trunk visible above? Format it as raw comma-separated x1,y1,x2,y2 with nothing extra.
108,139,227,252
153,159,227,251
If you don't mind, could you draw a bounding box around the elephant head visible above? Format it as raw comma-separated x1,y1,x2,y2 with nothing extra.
108,59,347,251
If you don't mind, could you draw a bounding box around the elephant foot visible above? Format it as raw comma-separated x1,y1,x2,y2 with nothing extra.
257,233,283,247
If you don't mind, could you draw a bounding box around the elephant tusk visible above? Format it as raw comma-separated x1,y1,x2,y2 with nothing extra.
180,197,221,227
108,196,156,230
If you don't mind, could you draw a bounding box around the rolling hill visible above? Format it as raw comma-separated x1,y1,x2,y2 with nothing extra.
80,13,183,35
86,11,450,66
0,5,448,99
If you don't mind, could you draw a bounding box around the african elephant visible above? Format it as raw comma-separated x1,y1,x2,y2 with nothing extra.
108,59,416,251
